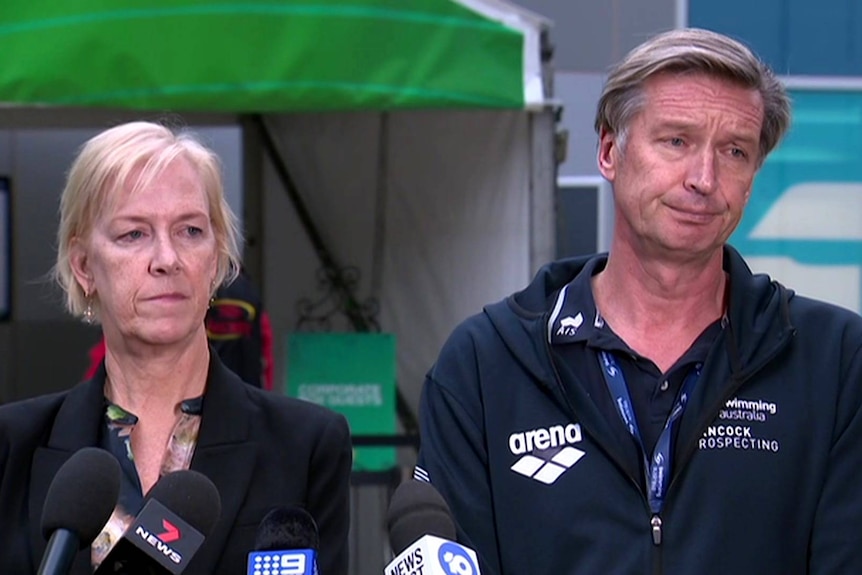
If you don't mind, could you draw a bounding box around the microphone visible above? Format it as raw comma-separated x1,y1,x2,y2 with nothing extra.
38,447,122,575
247,507,319,575
94,469,222,575
385,480,481,575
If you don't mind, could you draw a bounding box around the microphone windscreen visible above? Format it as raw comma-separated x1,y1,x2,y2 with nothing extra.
386,480,457,555
144,469,221,536
254,506,319,551
40,447,121,546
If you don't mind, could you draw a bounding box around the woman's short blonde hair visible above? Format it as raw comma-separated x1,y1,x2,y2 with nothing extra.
54,121,242,318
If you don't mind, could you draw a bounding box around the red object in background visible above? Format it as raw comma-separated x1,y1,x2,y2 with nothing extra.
259,312,274,391
82,310,274,391
83,271,274,390
83,338,106,381
83,308,274,392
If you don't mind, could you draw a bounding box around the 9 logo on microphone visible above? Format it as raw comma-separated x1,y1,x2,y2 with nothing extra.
248,550,311,575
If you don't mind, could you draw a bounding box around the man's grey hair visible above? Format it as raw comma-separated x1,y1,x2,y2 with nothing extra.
594,28,791,161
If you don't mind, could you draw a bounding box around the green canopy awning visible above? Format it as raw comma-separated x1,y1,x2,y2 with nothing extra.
0,0,549,112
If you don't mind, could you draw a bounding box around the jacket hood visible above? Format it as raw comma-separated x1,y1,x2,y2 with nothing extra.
483,245,795,387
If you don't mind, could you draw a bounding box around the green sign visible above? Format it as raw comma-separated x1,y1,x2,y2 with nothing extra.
285,332,397,472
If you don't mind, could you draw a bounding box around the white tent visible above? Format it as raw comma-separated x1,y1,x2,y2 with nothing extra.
257,106,558,426
0,3,559,572
0,0,559,428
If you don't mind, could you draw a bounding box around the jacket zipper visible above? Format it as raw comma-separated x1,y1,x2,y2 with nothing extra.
542,325,663,572
536,287,793,575
652,514,663,575
651,515,662,545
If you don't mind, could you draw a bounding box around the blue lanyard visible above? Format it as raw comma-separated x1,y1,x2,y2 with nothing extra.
598,350,701,514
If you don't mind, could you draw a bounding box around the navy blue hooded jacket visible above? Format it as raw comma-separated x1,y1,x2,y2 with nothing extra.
416,246,862,575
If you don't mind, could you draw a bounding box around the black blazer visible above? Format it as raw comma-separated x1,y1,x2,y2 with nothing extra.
0,353,352,574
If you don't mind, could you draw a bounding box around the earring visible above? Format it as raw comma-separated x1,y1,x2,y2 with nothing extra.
83,292,95,325
209,278,217,309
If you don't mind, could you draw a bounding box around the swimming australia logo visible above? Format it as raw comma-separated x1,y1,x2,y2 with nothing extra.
556,313,584,337
508,423,586,484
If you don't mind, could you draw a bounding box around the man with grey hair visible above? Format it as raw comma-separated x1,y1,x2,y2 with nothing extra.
413,28,862,574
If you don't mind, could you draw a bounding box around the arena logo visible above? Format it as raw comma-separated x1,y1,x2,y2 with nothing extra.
508,423,586,485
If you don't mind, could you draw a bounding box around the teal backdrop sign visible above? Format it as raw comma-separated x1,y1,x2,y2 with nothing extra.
731,90,862,313
285,332,397,472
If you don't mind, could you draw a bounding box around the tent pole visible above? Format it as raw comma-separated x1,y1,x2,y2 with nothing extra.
250,113,419,436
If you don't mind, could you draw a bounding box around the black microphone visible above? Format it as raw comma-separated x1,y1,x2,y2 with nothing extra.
94,469,221,575
38,447,122,575
386,480,456,556
385,480,481,575
247,507,319,575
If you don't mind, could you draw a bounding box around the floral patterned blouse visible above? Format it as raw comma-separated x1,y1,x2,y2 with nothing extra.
90,397,203,570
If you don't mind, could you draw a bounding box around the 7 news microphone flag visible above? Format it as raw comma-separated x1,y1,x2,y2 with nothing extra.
94,470,221,575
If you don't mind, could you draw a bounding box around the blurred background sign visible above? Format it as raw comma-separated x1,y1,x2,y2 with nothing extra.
285,332,397,472
731,89,862,314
